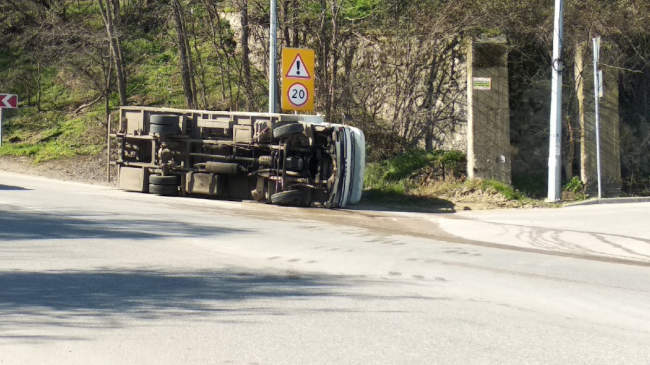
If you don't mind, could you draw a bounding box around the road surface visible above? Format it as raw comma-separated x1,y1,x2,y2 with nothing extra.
1,172,649,364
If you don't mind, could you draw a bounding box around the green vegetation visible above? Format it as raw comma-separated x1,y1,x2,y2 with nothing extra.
562,176,588,201
563,176,584,194
365,149,465,184
363,149,542,208
477,179,523,201
0,0,647,200
0,108,104,163
0,0,262,162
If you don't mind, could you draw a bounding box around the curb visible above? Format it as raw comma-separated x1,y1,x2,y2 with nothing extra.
564,196,650,207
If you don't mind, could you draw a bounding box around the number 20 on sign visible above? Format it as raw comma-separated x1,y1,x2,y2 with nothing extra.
281,48,315,112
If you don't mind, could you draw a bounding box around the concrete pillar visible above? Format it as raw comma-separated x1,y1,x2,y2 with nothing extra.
466,37,511,184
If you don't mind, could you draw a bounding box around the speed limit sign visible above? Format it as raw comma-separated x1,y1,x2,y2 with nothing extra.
282,48,315,112
287,83,309,107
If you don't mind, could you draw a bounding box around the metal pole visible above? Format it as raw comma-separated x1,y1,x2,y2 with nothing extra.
547,0,564,202
269,0,278,113
593,37,603,199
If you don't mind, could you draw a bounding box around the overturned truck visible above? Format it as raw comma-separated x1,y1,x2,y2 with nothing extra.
111,107,365,208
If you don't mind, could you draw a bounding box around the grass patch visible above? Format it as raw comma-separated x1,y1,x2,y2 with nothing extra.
1,107,105,163
478,179,523,200
365,149,465,187
364,149,545,209
562,176,588,201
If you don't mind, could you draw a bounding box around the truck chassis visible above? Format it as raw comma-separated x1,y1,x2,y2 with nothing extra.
110,106,364,208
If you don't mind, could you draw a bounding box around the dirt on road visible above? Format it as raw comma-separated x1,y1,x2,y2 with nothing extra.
0,155,115,186
0,154,538,211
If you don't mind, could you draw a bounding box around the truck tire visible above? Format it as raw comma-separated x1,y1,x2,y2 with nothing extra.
149,183,178,196
150,115,178,125
270,189,310,207
149,115,179,136
272,123,303,139
150,123,178,136
149,175,179,185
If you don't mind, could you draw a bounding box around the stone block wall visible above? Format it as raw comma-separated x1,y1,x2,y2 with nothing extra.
466,39,511,184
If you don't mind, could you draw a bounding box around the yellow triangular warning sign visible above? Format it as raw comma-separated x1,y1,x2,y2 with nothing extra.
285,54,311,79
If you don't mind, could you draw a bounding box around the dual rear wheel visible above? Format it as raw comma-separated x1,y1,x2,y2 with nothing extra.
149,175,178,196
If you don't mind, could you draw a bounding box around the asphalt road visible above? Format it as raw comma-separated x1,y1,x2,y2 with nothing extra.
1,172,649,364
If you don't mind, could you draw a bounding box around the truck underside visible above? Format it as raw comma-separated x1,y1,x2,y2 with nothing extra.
111,107,364,208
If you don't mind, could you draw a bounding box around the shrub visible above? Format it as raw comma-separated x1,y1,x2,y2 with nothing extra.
563,176,585,194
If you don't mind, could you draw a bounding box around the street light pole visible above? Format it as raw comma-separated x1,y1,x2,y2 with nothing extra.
547,0,565,202
268,0,278,113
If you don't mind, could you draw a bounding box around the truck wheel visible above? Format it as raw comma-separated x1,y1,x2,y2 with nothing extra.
149,183,178,196
149,175,179,185
150,115,178,125
270,189,310,207
272,123,303,139
149,115,179,136
150,123,178,136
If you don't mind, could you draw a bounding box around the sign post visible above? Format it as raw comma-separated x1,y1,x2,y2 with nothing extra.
593,37,603,199
281,48,315,112
0,94,19,146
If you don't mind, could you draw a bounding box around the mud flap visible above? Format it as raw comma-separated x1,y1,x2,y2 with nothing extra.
119,166,148,192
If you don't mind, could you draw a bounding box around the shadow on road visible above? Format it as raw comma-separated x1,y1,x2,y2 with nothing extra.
354,189,456,214
0,268,444,344
0,269,333,314
0,210,249,241
0,184,31,191
0,269,345,343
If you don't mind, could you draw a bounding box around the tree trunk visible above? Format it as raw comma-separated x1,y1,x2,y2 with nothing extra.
110,0,120,25
282,0,291,47
341,41,357,117
97,0,127,106
213,9,235,106
422,47,442,151
201,0,227,102
171,0,195,109
239,0,254,110
575,42,588,185
318,0,330,120
291,0,298,47
36,61,42,112
564,111,575,180
328,1,341,123
185,23,198,107
190,14,208,108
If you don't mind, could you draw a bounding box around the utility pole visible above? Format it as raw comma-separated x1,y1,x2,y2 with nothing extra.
547,0,565,202
593,36,603,199
269,0,278,113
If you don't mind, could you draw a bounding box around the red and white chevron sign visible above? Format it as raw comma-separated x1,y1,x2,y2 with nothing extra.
0,94,18,108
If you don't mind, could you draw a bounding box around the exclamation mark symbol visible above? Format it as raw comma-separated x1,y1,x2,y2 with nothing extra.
296,60,301,76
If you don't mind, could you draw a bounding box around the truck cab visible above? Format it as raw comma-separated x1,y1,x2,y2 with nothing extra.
112,107,365,208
